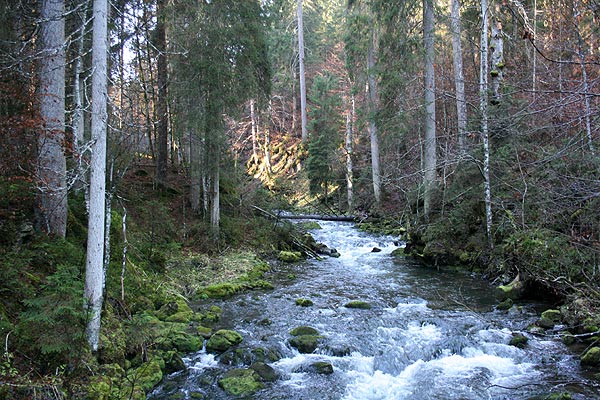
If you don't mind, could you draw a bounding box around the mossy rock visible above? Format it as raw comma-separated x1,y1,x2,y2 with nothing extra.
289,335,322,353
295,298,314,307
170,331,203,353
218,368,265,397
509,334,528,348
197,325,213,339
496,298,514,311
156,299,194,322
166,311,195,323
344,300,372,309
390,248,406,257
496,275,525,300
290,326,319,336
200,283,244,299
278,251,303,263
162,350,187,374
581,347,600,366
541,309,562,323
560,332,576,346
206,329,244,354
310,361,334,375
250,362,278,382
252,347,282,363
127,359,163,393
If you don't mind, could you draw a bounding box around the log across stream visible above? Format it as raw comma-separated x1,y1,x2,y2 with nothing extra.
151,220,599,399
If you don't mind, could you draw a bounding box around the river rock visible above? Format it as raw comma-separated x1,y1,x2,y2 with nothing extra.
290,326,320,336
538,309,562,329
289,335,322,353
496,298,514,311
295,298,314,307
218,368,264,396
250,362,278,382
162,350,187,374
581,347,600,366
206,329,243,354
310,361,334,375
344,300,372,309
509,333,528,348
371,247,382,253
496,274,525,300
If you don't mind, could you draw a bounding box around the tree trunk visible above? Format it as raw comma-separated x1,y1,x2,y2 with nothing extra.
189,128,201,213
490,19,504,105
250,99,258,159
423,0,437,218
480,0,493,249
345,94,355,211
367,30,381,206
450,0,467,155
155,0,169,186
38,0,67,238
297,0,308,143
85,0,108,352
210,165,220,240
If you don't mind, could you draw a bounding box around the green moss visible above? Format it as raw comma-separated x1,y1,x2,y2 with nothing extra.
541,309,562,323
295,298,314,307
509,334,528,348
250,362,278,382
288,335,322,353
218,368,264,397
206,329,243,354
344,300,372,309
197,325,213,339
581,347,600,366
278,251,303,262
127,358,163,393
310,361,334,374
290,326,319,336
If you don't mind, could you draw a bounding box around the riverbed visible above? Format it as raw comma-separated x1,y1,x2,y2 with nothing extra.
151,220,599,399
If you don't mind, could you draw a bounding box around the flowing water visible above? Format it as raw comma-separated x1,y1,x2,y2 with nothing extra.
151,221,599,399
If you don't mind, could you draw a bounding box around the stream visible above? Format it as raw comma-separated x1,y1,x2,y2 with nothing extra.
151,220,599,399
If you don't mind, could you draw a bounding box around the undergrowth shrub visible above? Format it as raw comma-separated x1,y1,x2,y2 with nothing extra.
17,263,87,370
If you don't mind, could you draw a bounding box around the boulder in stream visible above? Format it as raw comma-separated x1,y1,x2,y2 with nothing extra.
581,347,600,366
206,329,243,354
289,335,322,353
218,368,264,396
344,300,372,309
290,326,320,336
496,274,526,300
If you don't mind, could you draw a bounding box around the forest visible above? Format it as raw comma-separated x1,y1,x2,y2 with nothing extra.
0,0,599,398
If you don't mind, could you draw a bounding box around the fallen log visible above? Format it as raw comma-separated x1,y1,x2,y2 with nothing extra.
251,206,356,222
279,214,356,222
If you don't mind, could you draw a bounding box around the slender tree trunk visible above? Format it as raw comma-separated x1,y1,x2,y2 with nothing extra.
250,99,258,159
189,129,201,213
480,0,493,249
210,165,220,240
450,0,467,155
345,94,355,211
85,0,108,352
155,0,169,186
423,0,437,218
38,0,67,237
297,0,308,143
367,30,381,206
490,19,504,105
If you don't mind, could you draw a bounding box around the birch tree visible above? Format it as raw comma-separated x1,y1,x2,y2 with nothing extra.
84,0,108,351
490,16,504,105
480,0,493,248
423,0,437,217
450,0,467,155
38,0,67,237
